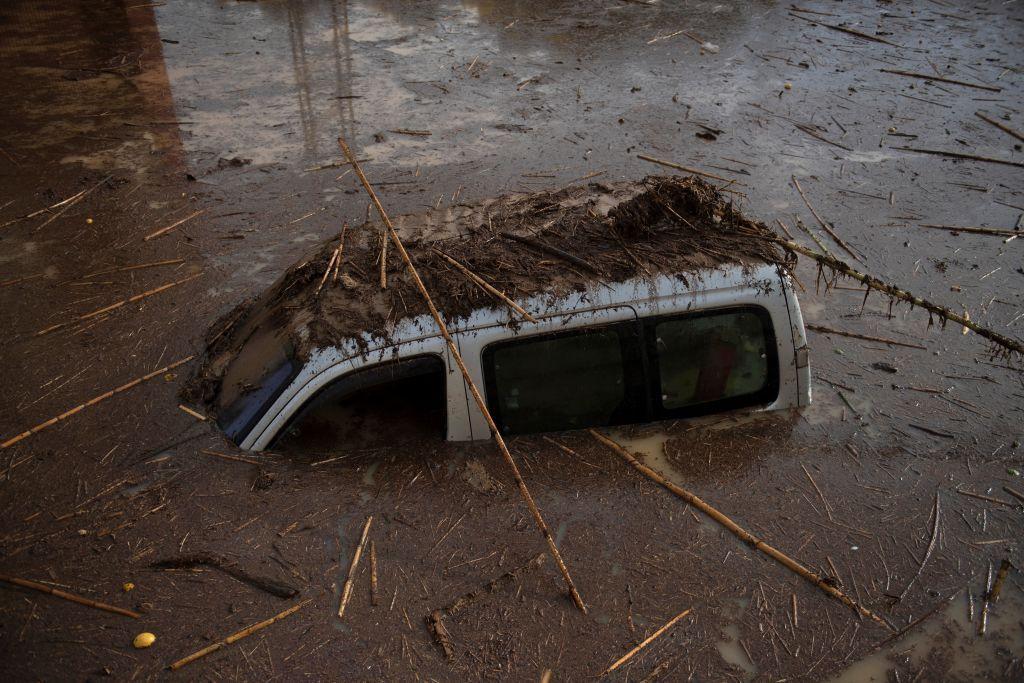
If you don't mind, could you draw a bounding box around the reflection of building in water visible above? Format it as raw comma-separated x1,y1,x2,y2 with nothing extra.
0,0,185,171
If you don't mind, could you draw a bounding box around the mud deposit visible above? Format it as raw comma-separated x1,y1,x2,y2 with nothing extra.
1,1,1023,681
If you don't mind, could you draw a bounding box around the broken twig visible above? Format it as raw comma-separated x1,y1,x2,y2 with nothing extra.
338,515,373,619
599,607,693,677
169,599,311,670
0,573,140,618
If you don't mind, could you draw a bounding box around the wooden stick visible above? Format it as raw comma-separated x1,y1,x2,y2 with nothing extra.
143,209,205,241
956,488,1016,508
315,230,346,298
917,223,1020,237
1003,486,1024,505
500,231,602,276
775,239,1024,355
1,355,195,449
894,147,1024,169
599,607,693,677
975,112,1024,143
590,430,892,629
0,573,141,618
379,228,388,289
339,135,587,613
200,449,262,465
806,324,927,350
82,258,186,279
880,69,1001,92
637,154,734,182
338,515,373,619
790,13,900,47
433,249,538,323
177,404,207,421
369,541,379,606
792,176,861,262
169,599,311,670
36,272,202,336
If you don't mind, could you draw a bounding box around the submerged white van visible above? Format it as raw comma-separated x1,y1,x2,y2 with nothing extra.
195,177,811,454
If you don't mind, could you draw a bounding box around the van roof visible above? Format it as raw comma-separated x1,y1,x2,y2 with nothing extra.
186,175,789,410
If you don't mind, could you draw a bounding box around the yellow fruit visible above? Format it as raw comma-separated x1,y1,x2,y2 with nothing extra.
123,582,135,592
133,632,156,649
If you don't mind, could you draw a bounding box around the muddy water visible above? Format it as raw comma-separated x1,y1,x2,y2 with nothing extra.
1,0,1023,680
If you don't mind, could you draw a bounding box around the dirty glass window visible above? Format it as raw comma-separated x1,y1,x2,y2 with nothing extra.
271,355,446,455
652,308,776,414
484,323,640,435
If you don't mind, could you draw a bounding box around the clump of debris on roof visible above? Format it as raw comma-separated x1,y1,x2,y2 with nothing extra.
185,175,789,406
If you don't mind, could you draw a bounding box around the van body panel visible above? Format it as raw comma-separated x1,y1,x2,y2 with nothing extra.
237,264,811,450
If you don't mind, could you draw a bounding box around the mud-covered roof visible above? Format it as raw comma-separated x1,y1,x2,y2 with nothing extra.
186,175,789,409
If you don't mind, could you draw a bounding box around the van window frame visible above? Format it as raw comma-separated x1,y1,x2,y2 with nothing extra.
480,305,779,435
267,353,447,451
642,305,780,421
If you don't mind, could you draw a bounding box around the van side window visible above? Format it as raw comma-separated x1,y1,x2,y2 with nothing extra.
483,323,644,435
271,355,446,455
650,308,777,415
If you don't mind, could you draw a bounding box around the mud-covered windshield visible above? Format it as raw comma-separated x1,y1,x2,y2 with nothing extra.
216,327,300,443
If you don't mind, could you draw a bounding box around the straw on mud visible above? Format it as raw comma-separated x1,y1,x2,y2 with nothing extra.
369,541,379,607
1,355,195,449
599,607,693,677
32,175,113,232
170,599,311,670
35,272,202,336
339,134,588,614
879,69,1001,92
975,112,1024,143
338,515,373,619
777,239,1024,355
432,248,538,323
589,430,892,629
637,154,735,183
893,491,940,603
806,324,927,350
379,227,388,289
916,224,1021,238
143,208,205,241
0,573,140,618
791,176,861,262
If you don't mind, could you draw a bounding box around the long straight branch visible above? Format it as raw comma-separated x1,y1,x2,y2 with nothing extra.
778,239,1024,355
590,430,892,629
338,136,587,613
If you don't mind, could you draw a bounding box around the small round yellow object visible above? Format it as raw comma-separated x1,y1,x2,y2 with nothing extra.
123,582,135,592
86,218,93,224
133,632,156,649
783,82,792,90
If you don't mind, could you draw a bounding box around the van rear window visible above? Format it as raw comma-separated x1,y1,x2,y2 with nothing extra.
650,308,777,417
